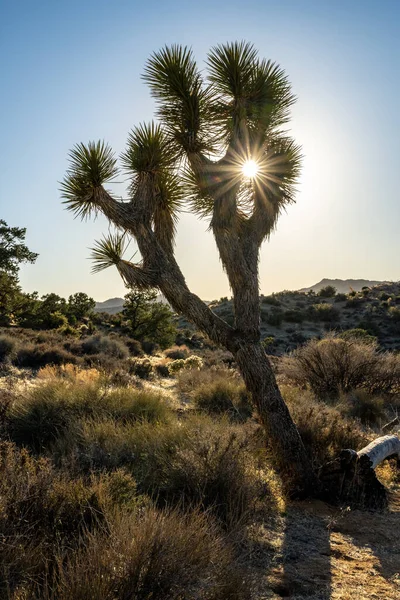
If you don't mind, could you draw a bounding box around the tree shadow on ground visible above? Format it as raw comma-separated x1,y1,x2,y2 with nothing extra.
278,503,332,598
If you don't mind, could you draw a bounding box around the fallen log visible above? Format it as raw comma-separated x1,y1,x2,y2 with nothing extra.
320,435,400,510
357,435,400,469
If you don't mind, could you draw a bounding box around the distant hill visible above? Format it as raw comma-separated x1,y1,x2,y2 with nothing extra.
94,298,124,315
299,279,386,294
94,294,170,315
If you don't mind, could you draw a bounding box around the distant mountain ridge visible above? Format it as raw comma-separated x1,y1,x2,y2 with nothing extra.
95,294,170,315
96,279,392,314
299,278,387,294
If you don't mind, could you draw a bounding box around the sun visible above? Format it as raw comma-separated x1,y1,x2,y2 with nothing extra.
242,159,259,179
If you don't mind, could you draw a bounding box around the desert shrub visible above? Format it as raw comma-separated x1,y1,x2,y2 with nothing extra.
282,387,367,468
8,380,171,452
283,309,305,323
141,340,160,354
339,389,387,427
99,469,138,509
177,366,237,396
264,310,283,327
346,296,363,308
262,336,275,349
81,334,129,359
125,338,144,356
281,336,374,398
164,344,190,360
261,294,281,306
389,306,400,322
14,343,76,368
168,355,203,373
193,379,252,422
154,360,171,377
73,416,263,528
44,508,248,600
380,292,390,301
281,336,400,398
318,285,336,298
129,357,153,378
0,334,16,362
339,328,377,345
308,303,339,322
334,293,347,303
0,442,104,596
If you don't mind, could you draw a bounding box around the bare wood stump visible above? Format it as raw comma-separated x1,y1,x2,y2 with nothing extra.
319,435,400,510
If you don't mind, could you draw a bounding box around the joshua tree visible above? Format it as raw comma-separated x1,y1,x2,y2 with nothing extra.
61,42,318,496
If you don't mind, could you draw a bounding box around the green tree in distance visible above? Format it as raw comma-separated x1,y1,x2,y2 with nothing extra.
61,42,318,496
0,220,38,325
0,220,38,275
68,292,96,322
122,289,176,349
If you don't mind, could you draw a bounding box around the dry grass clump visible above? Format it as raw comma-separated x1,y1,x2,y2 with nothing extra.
41,508,249,600
339,389,387,427
282,386,368,469
193,379,253,422
178,366,241,395
8,379,172,452
0,441,104,597
281,335,400,399
67,415,267,528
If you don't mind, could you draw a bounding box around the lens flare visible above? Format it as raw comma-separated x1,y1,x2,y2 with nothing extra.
242,159,259,179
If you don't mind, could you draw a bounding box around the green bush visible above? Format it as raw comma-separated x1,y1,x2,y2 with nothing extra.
339,328,377,345
334,293,347,303
308,303,339,322
129,357,153,378
0,441,104,596
261,294,281,306
318,285,336,298
165,345,190,360
283,309,305,323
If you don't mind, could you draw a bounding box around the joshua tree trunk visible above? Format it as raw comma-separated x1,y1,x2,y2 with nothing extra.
234,342,318,495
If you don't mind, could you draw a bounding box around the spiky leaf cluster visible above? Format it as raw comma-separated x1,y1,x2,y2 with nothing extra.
62,42,303,270
60,141,118,219
90,232,128,273
143,45,217,154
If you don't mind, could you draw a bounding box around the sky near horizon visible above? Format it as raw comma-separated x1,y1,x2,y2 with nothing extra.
1,0,399,301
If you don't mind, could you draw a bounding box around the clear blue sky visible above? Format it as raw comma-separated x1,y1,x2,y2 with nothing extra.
1,0,399,301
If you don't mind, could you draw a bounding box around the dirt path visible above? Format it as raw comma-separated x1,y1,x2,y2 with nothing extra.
248,497,400,599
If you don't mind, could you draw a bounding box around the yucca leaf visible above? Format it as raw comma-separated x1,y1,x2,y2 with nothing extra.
60,141,118,219
90,232,128,273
